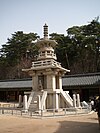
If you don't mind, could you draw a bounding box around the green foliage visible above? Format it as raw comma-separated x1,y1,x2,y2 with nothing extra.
50,17,100,73
0,31,39,79
0,17,100,79
1,31,39,66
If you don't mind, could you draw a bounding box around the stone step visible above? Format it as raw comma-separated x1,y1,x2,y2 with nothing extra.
28,91,43,112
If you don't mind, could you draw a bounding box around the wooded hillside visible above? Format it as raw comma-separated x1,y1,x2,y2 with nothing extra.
0,18,100,79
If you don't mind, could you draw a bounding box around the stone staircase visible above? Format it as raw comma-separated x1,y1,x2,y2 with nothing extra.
60,90,73,107
28,91,43,112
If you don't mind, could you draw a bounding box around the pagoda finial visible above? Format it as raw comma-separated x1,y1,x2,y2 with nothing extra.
43,23,48,39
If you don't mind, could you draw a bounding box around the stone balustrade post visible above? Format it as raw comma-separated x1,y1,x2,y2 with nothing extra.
23,95,28,111
19,95,22,107
73,94,76,108
76,94,81,108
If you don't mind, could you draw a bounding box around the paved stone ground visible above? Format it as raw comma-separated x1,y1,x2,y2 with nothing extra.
0,112,99,133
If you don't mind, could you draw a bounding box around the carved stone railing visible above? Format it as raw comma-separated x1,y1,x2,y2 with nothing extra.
38,52,57,60
32,59,61,68
27,91,34,109
40,91,47,110
60,90,73,107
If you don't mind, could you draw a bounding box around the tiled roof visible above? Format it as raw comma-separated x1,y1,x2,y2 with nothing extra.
0,73,100,89
0,79,32,89
62,73,100,87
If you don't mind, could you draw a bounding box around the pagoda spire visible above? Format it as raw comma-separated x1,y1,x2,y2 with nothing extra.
43,23,48,39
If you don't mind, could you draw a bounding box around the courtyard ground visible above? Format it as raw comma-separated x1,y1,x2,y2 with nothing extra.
0,112,99,133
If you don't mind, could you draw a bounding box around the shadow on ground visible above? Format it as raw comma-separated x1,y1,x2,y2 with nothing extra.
54,120,99,133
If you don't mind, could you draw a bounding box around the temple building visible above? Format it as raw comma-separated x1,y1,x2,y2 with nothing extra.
0,24,100,109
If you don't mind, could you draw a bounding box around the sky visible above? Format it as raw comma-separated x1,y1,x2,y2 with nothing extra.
0,0,100,47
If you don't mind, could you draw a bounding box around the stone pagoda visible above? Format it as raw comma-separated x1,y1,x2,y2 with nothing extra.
22,24,74,112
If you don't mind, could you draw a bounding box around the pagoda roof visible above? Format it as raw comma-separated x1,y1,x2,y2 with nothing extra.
36,39,57,48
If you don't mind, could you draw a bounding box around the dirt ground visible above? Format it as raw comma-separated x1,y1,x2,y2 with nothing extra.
0,112,99,133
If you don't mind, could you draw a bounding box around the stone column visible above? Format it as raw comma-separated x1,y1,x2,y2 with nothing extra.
47,75,51,90
19,95,22,107
73,94,76,108
37,95,41,110
23,95,28,111
52,75,56,91
76,94,81,107
32,74,38,91
55,93,59,110
53,93,59,111
59,76,62,90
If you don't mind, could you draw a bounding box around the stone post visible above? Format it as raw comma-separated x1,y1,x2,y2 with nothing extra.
53,93,59,111
23,95,28,111
59,76,62,90
76,94,81,108
55,93,59,111
37,95,41,110
19,95,22,107
73,94,76,108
